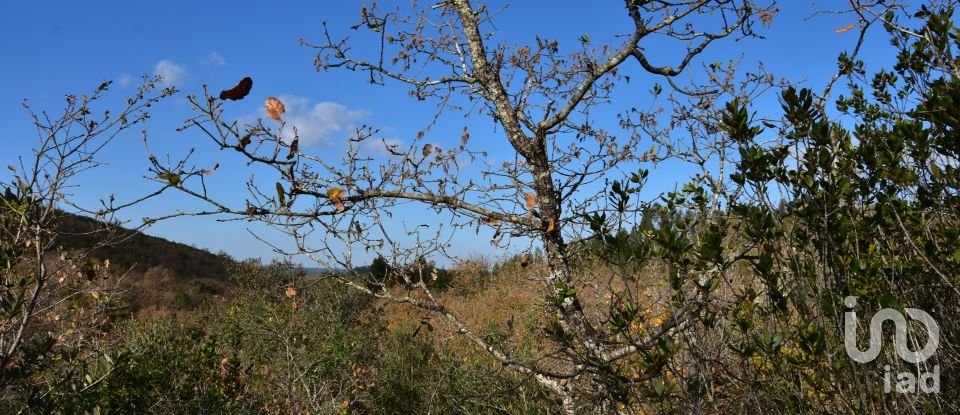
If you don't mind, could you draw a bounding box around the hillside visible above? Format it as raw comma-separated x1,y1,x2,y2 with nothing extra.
53,212,236,316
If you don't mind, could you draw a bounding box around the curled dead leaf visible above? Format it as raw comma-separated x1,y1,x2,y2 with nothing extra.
760,10,775,28
525,192,537,210
219,357,230,377
202,163,220,175
328,187,346,212
239,129,254,149
265,97,285,121
545,218,556,233
836,23,857,33
220,76,253,101
422,143,433,157
287,137,299,160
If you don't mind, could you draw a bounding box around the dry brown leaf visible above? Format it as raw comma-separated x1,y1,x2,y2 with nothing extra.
202,163,220,175
525,192,537,210
285,286,297,298
836,23,857,33
220,77,253,101
265,97,285,121
760,11,775,28
422,143,433,157
287,137,299,160
219,357,230,377
545,218,556,233
239,132,252,149
328,187,346,212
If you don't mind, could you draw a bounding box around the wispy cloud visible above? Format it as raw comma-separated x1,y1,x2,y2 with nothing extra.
246,95,368,147
117,73,133,88
205,52,226,66
154,59,188,87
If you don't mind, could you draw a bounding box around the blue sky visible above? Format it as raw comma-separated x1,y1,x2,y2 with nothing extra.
0,1,898,265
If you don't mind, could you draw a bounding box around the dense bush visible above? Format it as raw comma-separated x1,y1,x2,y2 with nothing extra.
2,259,560,414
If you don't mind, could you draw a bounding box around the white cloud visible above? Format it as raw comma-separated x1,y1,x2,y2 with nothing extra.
264,95,369,147
205,52,226,65
362,138,406,155
117,73,133,88
154,59,188,87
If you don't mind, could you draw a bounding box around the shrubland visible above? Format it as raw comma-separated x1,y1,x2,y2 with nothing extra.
2,1,960,413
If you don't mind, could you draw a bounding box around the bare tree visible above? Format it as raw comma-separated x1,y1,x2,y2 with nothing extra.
159,1,775,412
0,78,173,388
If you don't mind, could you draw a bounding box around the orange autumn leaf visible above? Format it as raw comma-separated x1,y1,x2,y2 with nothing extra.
545,218,556,233
328,187,346,212
525,192,537,210
265,97,285,121
835,23,857,33
285,286,297,298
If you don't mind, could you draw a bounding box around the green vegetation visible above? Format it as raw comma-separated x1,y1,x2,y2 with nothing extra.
2,1,960,414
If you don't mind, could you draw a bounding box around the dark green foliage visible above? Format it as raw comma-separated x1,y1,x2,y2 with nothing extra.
365,254,456,291
2,259,559,414
368,324,560,414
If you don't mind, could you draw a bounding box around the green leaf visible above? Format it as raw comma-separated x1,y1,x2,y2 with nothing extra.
157,172,180,186
879,293,900,309
276,182,286,207
658,335,678,354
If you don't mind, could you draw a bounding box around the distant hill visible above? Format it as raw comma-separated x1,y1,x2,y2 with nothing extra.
55,212,232,281
53,212,236,316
